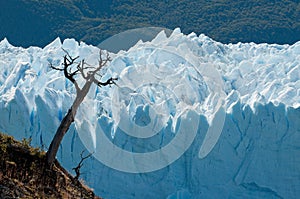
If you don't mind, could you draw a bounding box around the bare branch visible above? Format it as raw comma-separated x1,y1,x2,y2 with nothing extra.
91,50,111,77
49,57,80,91
59,52,81,92
94,77,118,87
77,60,95,80
95,73,103,78
49,62,64,71
49,49,116,93
70,68,80,77
72,150,93,180
77,61,86,80
47,49,117,166
62,48,79,62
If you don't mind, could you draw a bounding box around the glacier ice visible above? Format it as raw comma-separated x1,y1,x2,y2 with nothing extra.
0,28,299,198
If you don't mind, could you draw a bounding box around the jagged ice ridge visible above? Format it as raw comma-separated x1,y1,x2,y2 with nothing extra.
0,28,299,198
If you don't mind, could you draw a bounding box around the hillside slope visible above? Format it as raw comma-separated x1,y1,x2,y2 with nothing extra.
0,133,101,199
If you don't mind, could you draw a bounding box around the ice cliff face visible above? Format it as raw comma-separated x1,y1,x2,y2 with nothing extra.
0,28,299,198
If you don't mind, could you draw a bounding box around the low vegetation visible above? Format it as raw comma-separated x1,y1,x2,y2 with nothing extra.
0,132,100,199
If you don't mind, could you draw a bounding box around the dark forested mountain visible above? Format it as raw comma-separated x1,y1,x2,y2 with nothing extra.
1,0,300,47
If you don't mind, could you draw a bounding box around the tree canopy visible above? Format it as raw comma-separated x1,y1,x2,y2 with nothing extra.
1,0,300,47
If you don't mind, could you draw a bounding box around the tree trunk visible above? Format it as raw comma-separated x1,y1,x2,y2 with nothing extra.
46,108,75,166
46,81,92,166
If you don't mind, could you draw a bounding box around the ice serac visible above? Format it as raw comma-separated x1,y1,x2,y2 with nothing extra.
0,28,299,199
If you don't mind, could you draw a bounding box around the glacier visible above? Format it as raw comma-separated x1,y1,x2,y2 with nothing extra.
0,28,299,198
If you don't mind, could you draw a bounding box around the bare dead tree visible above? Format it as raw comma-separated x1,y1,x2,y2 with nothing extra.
46,49,117,166
72,150,93,180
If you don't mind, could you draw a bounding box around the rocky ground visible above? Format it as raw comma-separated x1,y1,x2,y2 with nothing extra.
0,132,101,199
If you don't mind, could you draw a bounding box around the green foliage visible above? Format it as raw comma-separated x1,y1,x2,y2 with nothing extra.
21,137,32,148
0,132,45,159
0,0,300,47
0,133,14,154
